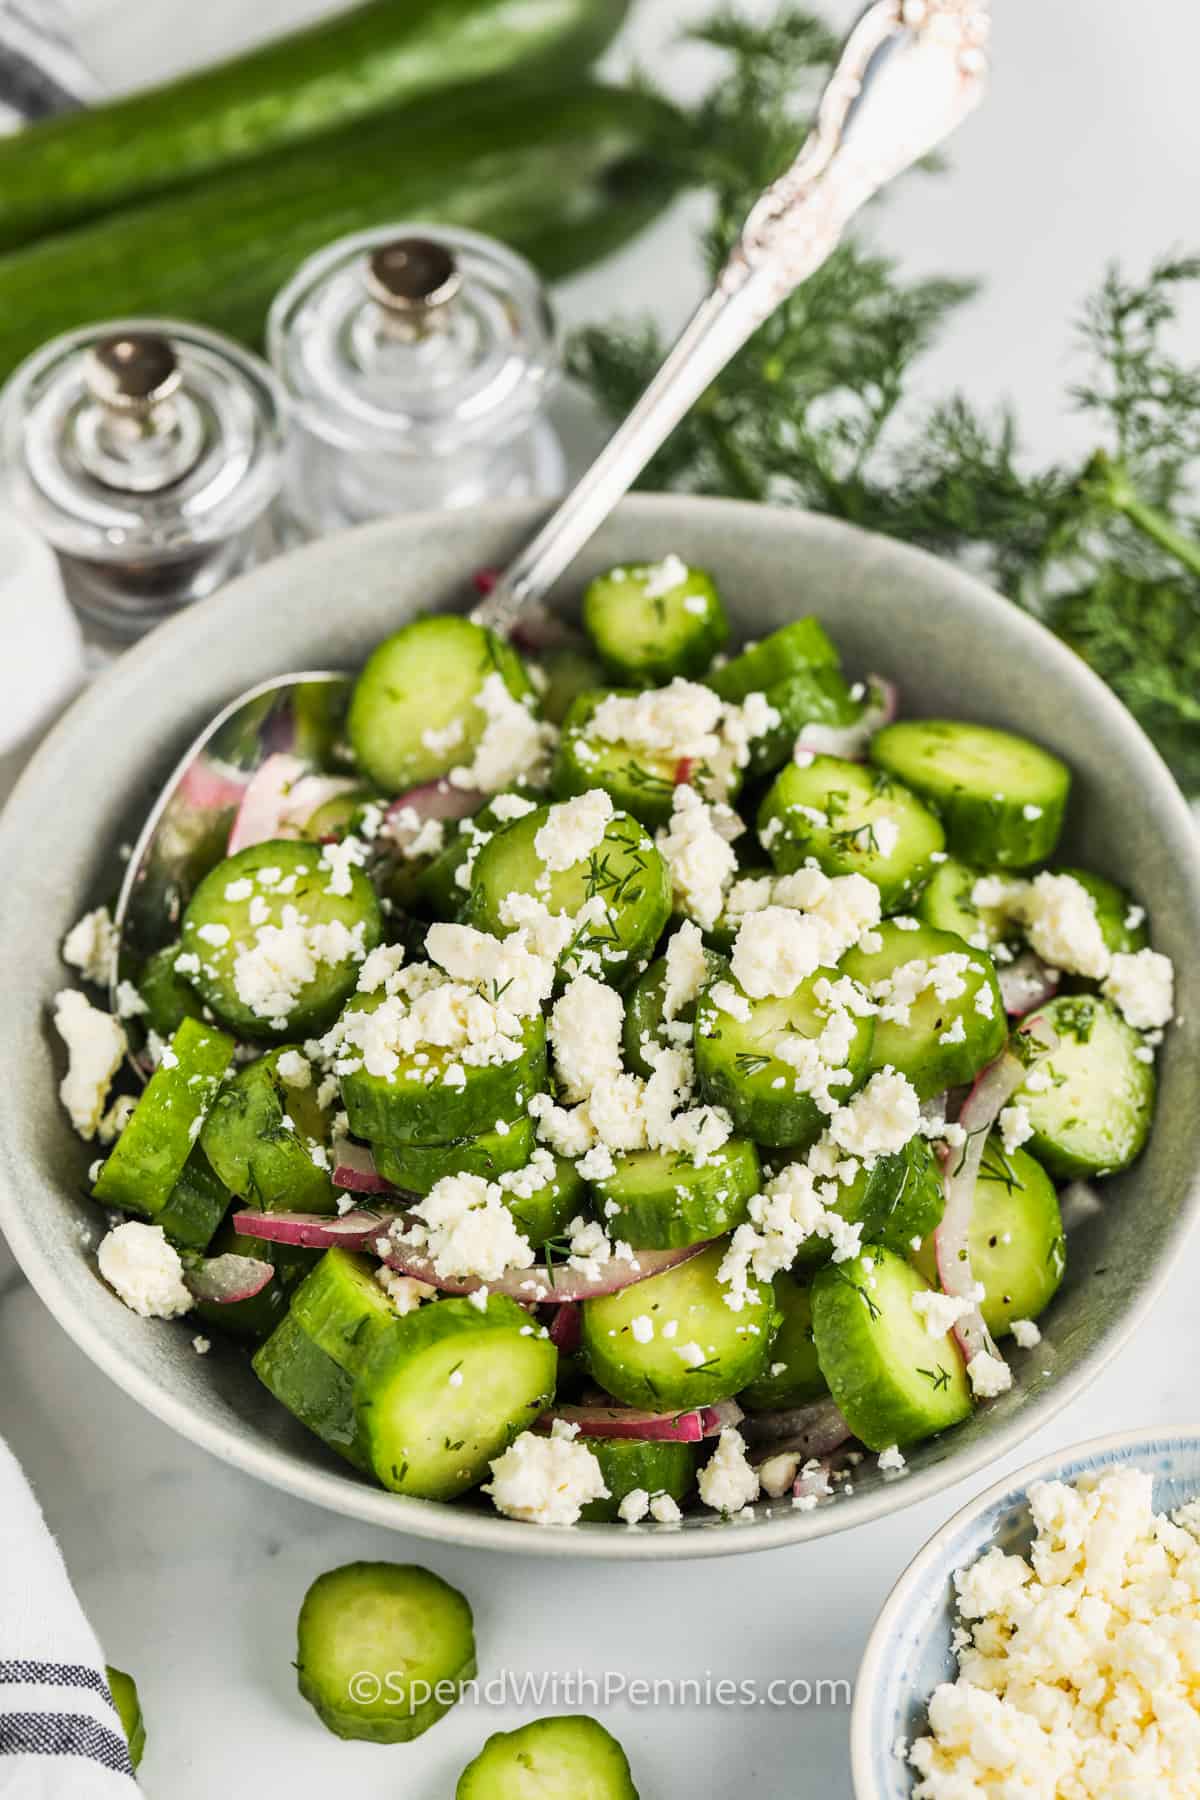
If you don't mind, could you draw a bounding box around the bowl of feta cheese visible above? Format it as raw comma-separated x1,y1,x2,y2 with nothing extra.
1,493,1198,1556
852,1426,1200,1795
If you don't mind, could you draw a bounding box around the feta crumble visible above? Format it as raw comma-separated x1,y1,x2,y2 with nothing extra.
53,990,126,1139
62,906,118,988
97,1221,193,1319
484,1420,609,1526
697,1427,760,1515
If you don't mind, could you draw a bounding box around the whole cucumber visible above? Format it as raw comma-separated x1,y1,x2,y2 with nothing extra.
0,0,632,254
0,83,683,381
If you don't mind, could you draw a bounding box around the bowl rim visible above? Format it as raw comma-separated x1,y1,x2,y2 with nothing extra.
3,491,1199,1559
849,1422,1200,1796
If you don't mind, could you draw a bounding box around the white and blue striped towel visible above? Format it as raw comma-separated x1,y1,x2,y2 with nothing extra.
0,0,95,133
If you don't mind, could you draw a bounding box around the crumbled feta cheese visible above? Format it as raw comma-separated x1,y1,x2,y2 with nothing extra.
97,1221,192,1319
426,921,555,1017
534,788,614,872
629,1314,655,1344
447,671,556,794
375,1266,435,1315
640,552,690,598
233,910,366,1024
192,1335,211,1355
62,906,118,987
53,990,126,1139
912,1288,978,1339
976,871,1112,981
320,835,368,898
275,1049,311,1089
967,1349,1012,1399
697,1427,760,1515
998,1103,1033,1154
484,1421,609,1526
618,1487,650,1524
656,785,740,931
390,1173,534,1283
828,1069,920,1164
662,919,710,1022
97,1092,136,1146
548,975,625,1103
1102,947,1175,1031
1010,1317,1042,1349
649,1492,682,1523
878,1444,907,1473
113,980,147,1021
758,1451,802,1498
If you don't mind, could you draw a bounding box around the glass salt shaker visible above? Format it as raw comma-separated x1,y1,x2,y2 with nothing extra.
0,319,285,652
268,223,565,536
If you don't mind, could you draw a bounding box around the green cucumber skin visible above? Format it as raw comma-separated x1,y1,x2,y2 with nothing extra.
788,1134,945,1270
105,1667,145,1773
622,946,726,1078
290,1249,399,1376
590,1139,761,1250
1012,994,1155,1179
738,1276,827,1411
706,618,840,703
870,720,1070,869
200,1049,337,1215
457,1716,639,1799
0,83,682,381
578,1436,698,1522
92,1018,233,1222
1055,867,1148,959
253,1313,368,1469
373,1118,536,1195
758,757,945,913
534,646,609,727
583,562,729,685
136,944,206,1038
0,0,632,254
841,921,1007,1100
744,665,863,780
155,1147,229,1253
552,691,685,831
339,1007,547,1147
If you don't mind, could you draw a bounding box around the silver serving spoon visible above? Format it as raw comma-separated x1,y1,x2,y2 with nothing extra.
112,0,989,1022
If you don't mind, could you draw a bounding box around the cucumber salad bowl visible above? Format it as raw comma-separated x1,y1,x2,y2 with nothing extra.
3,495,1198,1557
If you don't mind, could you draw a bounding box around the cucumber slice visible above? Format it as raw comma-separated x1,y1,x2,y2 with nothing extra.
192,1214,316,1342
290,1248,400,1373
693,969,874,1149
534,644,609,726
707,617,839,702
870,720,1070,869
551,691,724,832
297,1561,475,1744
738,1276,827,1411
457,1716,638,1800
622,943,726,1077
916,857,1015,949
496,1152,584,1251
588,1139,761,1250
252,1312,365,1468
1055,867,1148,958
105,1666,145,1772
841,921,1006,1099
1011,994,1155,1177
92,1018,233,1230
789,1134,945,1270
466,802,671,986
374,1117,537,1195
156,1145,229,1251
811,1247,972,1450
580,1240,775,1410
339,995,546,1146
301,788,377,843
200,1046,336,1213
179,839,382,1041
744,665,864,779
410,786,543,920
348,615,534,793
583,558,728,684
579,1435,699,1522
354,1295,556,1499
136,942,206,1037
758,756,944,912
913,1138,1065,1337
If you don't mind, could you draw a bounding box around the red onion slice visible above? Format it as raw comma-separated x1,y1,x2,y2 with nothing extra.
382,782,483,855
183,1253,274,1305
796,675,898,762
998,950,1060,1017
227,753,310,854
331,1139,398,1197
538,1400,742,1443
741,1397,852,1460
381,1238,713,1304
547,1303,581,1353
233,1208,406,1251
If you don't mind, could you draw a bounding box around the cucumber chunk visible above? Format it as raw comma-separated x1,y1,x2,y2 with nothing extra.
870,719,1070,868
583,558,728,685
253,1312,365,1468
758,756,944,912
914,1138,1065,1338
707,617,839,702
179,838,382,1041
136,942,206,1037
457,1715,638,1800
347,615,534,794
579,1435,699,1522
916,857,1015,949
373,1117,537,1196
200,1046,336,1213
192,1215,316,1342
738,1276,827,1411
409,786,543,921
787,1133,945,1269
156,1145,230,1251
495,1152,584,1251
588,1139,761,1249
297,1561,476,1744
742,665,864,779
92,1018,233,1234
534,644,609,726
580,1240,775,1410
811,1247,972,1450
841,921,1006,1099
693,968,874,1149
622,943,725,1077
1010,994,1155,1177
290,1248,399,1373
552,690,738,831
1055,867,1148,959
354,1295,556,1499
105,1666,145,1772
466,802,671,986
339,995,546,1146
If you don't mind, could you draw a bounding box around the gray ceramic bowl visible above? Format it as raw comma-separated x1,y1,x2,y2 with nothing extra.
851,1426,1200,1796
1,496,1197,1558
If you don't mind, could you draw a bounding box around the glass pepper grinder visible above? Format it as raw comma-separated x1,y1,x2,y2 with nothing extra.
0,319,285,653
268,223,565,537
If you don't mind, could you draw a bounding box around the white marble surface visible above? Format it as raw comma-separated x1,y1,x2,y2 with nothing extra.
3,3,1199,1795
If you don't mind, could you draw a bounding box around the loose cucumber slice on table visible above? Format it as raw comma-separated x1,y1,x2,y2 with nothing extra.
200,1046,336,1213
339,996,546,1146
811,1247,972,1451
373,1116,537,1196
297,1561,475,1744
693,968,874,1149
841,920,1006,1099
466,802,671,985
354,1295,557,1499
738,1275,827,1411
105,1666,145,1772
551,690,738,831
92,1018,233,1242
1055,867,1148,959
583,558,728,684
347,615,534,794
758,756,944,911
579,1435,699,1521
1010,994,1155,1177
179,838,382,1041
580,1240,775,1410
706,617,839,701
916,856,1015,948
457,1716,639,1800
622,942,725,1077
870,719,1070,868
787,1133,946,1269
913,1137,1065,1337
588,1138,761,1250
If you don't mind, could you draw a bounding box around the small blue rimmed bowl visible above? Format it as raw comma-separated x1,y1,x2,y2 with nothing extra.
851,1426,1200,1797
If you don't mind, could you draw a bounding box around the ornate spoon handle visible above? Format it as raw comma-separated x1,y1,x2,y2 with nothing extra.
475,0,989,637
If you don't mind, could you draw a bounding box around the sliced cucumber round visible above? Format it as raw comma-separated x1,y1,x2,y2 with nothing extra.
622,942,726,1078
757,755,944,912
578,1435,699,1522
738,1275,827,1411
841,920,1006,1099
583,558,728,685
588,1138,761,1250
374,1117,537,1196
693,968,874,1149
457,1716,638,1800
1011,994,1155,1177
580,1240,775,1411
916,856,1015,949
200,1045,336,1213
348,615,534,794
743,665,864,779
551,690,721,832
500,1152,586,1250
789,1133,945,1269
136,942,206,1037
354,1295,556,1499
409,785,544,922
155,1146,229,1252
811,1246,972,1451
706,617,839,702
179,838,382,1041
870,719,1070,869
290,1247,400,1374
253,1312,365,1469
298,1561,475,1744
